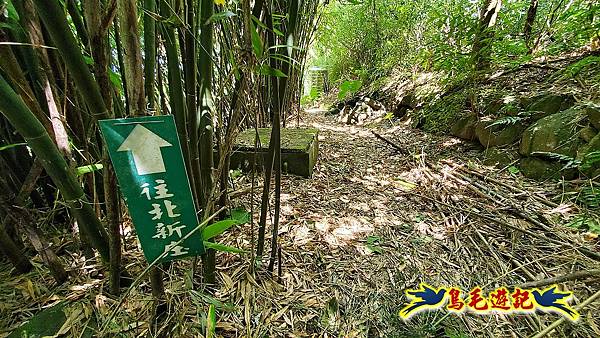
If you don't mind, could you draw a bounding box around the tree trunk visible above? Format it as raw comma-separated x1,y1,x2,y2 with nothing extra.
523,0,538,53
472,0,502,71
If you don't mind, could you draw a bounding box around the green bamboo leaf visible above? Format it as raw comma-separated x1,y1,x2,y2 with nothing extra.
270,53,301,66
230,207,250,224
259,64,287,77
163,14,185,28
82,55,94,65
0,22,19,32
251,22,264,58
190,291,236,312
338,80,362,99
108,70,122,91
267,44,304,52
206,10,236,24
251,15,268,30
0,142,26,151
206,304,216,338
200,208,249,241
6,1,20,21
76,163,104,176
203,241,246,254
202,220,237,240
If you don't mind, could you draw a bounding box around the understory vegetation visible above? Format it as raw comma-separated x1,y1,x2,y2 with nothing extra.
313,0,600,185
0,0,319,335
315,0,599,83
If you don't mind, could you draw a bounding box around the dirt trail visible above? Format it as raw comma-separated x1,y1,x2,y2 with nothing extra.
1,112,598,337
226,112,600,337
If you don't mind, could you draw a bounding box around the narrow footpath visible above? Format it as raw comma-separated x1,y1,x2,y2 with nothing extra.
223,111,600,337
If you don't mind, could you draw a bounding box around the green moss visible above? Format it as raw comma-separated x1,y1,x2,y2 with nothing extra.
417,89,471,133
235,127,319,152
414,78,519,134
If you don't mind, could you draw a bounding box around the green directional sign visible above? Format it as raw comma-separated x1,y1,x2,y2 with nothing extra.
99,115,204,263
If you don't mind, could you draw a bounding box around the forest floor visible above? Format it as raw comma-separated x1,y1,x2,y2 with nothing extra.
226,110,600,337
1,111,600,337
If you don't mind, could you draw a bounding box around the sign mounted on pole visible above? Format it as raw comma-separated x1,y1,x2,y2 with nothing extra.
99,115,204,263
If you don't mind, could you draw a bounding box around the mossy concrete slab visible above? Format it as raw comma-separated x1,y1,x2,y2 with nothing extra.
229,127,319,178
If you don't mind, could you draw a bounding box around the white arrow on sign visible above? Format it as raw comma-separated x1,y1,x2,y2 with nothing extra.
117,124,173,175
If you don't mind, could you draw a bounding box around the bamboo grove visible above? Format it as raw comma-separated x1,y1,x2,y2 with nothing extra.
0,0,319,317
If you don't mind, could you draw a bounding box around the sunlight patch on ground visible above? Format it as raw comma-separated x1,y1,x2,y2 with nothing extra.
547,203,575,215
309,121,373,138
348,173,416,192
314,216,374,247
441,138,462,147
397,167,434,184
288,221,313,246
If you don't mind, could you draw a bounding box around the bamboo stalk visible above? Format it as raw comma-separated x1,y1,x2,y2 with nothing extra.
183,0,200,209
0,225,31,273
159,0,191,174
117,0,145,116
83,0,124,294
143,0,157,110
519,270,600,289
10,206,69,284
114,18,130,114
66,0,89,49
0,74,111,261
18,0,72,158
0,173,32,273
32,0,109,120
267,114,281,272
0,29,53,135
1,159,68,283
199,0,216,285
6,0,48,115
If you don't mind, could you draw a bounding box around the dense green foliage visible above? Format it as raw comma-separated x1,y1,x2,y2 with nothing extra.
315,0,600,84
